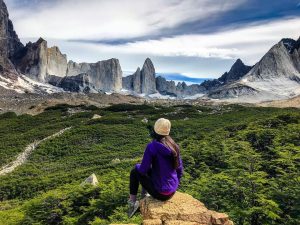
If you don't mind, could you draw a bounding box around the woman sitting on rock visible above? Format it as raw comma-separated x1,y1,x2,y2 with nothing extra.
128,118,183,217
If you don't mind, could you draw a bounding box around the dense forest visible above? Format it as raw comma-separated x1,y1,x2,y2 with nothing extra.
0,103,299,225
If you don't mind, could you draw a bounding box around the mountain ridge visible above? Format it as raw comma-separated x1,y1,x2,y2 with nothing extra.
0,0,300,103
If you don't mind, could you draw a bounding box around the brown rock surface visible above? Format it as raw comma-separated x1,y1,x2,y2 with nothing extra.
139,192,233,225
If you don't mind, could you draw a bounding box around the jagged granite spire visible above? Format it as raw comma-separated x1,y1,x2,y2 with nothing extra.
141,58,157,94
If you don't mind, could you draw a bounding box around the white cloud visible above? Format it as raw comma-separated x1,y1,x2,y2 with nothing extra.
84,17,300,64
7,0,245,40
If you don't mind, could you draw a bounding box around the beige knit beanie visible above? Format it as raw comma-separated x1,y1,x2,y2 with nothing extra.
154,118,171,136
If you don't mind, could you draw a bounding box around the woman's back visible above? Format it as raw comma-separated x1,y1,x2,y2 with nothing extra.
136,140,183,193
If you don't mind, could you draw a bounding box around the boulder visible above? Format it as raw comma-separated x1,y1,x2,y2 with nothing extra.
92,114,102,120
81,173,99,186
139,192,233,225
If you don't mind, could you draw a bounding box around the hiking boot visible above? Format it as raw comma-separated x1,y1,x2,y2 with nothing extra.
128,199,139,218
141,192,151,199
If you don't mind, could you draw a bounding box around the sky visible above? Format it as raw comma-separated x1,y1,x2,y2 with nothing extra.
5,0,300,80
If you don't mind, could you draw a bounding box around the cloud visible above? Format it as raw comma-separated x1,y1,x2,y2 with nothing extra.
7,0,245,40
81,17,300,64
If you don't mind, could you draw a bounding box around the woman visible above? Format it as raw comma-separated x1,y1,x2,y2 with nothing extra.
128,118,183,217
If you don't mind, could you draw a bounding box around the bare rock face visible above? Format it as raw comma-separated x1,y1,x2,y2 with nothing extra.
122,74,134,91
140,192,233,225
47,73,91,93
67,58,122,92
13,38,67,82
13,38,48,82
46,46,68,77
141,58,157,94
0,0,23,75
156,76,177,96
133,67,142,93
123,59,158,95
246,40,300,81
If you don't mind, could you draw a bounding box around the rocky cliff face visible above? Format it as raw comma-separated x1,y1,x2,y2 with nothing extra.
67,58,122,92
122,59,157,95
47,46,68,77
156,76,177,96
13,37,122,92
0,0,23,76
13,38,49,82
13,38,68,82
141,58,157,94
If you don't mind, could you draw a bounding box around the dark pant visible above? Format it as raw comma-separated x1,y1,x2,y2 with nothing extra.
130,167,174,201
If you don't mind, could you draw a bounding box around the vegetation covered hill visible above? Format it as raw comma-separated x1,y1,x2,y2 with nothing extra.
0,103,299,225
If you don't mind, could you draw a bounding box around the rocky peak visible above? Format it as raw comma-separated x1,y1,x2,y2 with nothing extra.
281,38,299,53
142,58,155,73
141,58,157,94
218,59,252,84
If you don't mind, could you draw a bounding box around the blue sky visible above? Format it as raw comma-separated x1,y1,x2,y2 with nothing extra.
5,0,300,81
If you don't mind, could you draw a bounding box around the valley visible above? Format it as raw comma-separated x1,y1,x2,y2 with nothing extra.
0,103,299,225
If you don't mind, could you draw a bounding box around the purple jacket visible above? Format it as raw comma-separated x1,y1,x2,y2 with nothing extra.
136,140,183,193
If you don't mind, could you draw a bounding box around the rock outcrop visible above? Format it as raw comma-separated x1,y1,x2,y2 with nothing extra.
125,192,233,225
81,173,99,186
140,192,233,225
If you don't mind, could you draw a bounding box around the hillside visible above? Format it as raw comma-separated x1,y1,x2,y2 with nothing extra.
0,103,299,225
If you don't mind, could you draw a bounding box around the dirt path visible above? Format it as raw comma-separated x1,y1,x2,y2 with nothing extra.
0,127,72,176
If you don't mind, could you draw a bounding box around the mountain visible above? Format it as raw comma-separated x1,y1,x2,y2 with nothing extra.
122,58,157,95
210,38,300,101
0,0,23,77
1,0,300,102
201,59,252,91
123,58,206,97
0,0,122,94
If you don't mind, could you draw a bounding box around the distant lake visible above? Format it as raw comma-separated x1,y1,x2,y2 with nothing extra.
156,73,212,84
123,72,213,85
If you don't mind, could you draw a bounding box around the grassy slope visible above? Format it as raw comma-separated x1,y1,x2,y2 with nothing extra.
0,104,299,225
